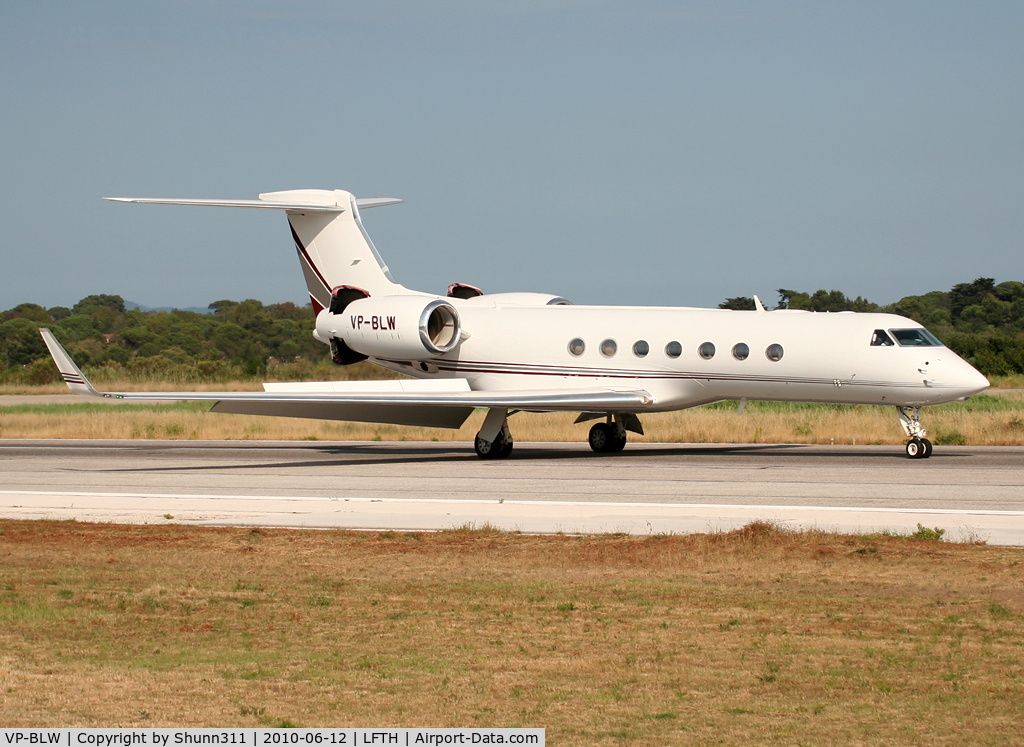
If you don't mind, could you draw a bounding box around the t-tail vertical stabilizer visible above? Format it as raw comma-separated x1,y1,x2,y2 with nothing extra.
264,189,409,312
105,189,411,313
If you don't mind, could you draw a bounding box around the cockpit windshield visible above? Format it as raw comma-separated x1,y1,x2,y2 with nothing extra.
890,328,943,347
871,329,895,346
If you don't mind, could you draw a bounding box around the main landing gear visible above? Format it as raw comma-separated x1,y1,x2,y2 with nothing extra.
474,408,514,460
898,405,933,459
581,413,643,454
588,421,626,453
474,425,513,459
472,410,645,459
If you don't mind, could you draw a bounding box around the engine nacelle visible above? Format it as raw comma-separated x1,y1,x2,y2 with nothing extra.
315,296,462,361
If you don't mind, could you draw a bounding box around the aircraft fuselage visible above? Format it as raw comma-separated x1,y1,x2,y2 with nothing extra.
372,304,989,411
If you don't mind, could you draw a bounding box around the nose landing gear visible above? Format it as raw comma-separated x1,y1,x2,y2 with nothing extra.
897,406,933,459
905,437,933,459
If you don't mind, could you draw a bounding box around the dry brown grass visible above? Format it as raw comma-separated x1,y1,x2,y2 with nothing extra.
0,381,266,395
1,520,1022,743
988,373,1024,389
2,393,1024,444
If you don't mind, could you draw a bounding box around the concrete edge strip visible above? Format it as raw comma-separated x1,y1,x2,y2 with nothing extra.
1,490,1022,517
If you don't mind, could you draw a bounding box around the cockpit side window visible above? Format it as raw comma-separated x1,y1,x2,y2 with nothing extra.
890,328,942,347
871,329,895,346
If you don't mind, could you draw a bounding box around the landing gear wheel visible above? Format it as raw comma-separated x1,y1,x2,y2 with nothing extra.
589,422,614,453
474,435,500,459
474,432,513,460
906,438,927,459
588,422,627,453
920,438,933,458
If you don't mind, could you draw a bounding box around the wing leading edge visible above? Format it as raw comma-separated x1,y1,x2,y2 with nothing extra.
40,329,653,430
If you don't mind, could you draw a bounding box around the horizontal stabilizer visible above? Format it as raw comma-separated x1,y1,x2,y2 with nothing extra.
105,197,344,212
353,198,405,210
40,330,654,430
105,194,403,213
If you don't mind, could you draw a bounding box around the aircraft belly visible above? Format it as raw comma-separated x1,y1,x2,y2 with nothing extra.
701,378,942,407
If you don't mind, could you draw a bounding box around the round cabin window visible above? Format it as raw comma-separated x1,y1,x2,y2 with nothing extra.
568,338,585,356
665,341,682,358
732,343,749,361
600,339,618,357
698,342,716,360
766,343,784,361
632,340,650,357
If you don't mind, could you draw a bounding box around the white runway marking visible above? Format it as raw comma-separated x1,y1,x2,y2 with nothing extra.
4,489,1024,515
3,489,1022,545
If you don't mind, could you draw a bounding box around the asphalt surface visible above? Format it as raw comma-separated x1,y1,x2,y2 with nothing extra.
1,440,1022,544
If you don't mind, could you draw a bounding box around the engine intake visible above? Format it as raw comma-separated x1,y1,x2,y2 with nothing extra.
316,296,462,361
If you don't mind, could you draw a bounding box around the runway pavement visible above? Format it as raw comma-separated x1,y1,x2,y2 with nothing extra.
1,439,1022,544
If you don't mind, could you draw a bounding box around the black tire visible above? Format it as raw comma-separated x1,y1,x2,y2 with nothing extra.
610,432,627,452
906,438,924,459
921,438,933,458
475,433,501,459
498,437,514,458
589,422,613,453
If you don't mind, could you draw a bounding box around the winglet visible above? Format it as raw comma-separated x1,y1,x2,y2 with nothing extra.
39,329,108,398
753,295,767,312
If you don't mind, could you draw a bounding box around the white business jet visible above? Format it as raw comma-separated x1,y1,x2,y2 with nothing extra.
41,189,990,459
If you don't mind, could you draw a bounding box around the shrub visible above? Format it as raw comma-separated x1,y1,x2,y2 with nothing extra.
911,524,946,542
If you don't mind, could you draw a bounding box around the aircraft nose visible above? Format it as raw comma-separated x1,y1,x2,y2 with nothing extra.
953,359,990,398
967,367,990,395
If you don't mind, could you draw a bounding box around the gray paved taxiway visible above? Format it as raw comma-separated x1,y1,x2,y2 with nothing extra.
1,440,1022,544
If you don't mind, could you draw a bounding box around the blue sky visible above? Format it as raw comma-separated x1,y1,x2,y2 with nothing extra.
1,1,1021,310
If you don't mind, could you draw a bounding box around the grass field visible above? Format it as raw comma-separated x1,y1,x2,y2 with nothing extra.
2,393,1024,445
1,520,1022,743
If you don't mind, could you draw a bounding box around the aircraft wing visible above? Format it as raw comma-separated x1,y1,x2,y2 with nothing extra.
40,329,653,429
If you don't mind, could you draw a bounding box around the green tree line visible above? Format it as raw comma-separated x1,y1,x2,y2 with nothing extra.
2,277,1022,385
719,277,1024,376
0,295,365,385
